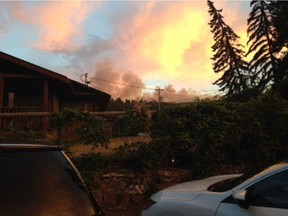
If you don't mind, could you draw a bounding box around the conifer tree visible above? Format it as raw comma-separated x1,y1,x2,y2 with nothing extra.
247,0,279,91
207,0,249,95
270,0,288,81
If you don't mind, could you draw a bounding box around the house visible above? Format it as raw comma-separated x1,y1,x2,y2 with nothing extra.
0,51,111,131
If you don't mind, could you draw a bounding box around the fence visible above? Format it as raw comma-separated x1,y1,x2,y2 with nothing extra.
0,112,51,131
0,107,42,113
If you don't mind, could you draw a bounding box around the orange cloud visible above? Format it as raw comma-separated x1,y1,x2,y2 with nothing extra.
33,1,96,52
127,1,249,92
116,1,218,91
142,9,206,73
70,1,249,96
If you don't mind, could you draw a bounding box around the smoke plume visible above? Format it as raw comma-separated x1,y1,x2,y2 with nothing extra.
91,59,145,99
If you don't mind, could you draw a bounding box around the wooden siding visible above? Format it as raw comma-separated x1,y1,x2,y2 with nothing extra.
0,52,111,119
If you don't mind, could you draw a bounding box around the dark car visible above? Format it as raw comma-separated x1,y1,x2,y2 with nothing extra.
0,144,104,216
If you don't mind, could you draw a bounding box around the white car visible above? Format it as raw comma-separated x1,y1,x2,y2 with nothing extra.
142,162,288,216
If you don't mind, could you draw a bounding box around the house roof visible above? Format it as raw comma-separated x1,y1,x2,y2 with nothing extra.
0,51,111,99
0,52,70,83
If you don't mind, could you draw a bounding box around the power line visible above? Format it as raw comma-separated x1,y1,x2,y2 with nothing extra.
90,76,221,96
90,76,155,91
91,76,195,93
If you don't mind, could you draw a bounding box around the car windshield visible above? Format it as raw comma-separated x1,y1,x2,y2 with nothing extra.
208,162,288,192
0,150,96,216
208,167,274,192
207,173,254,192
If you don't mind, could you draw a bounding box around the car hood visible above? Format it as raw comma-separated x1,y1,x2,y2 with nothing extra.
151,174,241,202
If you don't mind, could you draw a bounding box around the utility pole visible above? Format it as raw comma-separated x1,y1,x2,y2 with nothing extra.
80,73,90,86
155,87,164,110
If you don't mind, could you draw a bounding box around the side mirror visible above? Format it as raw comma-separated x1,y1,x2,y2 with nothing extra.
233,189,249,209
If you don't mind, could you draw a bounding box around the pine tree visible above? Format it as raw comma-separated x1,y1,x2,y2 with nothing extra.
247,0,279,91
270,0,288,82
207,0,249,95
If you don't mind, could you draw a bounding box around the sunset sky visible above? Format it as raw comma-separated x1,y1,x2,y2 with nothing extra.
0,1,251,101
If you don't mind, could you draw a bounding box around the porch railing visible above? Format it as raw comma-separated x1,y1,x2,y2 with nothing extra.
1,107,42,113
0,112,51,131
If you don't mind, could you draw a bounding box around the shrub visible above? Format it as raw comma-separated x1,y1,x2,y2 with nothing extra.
77,114,110,149
114,140,176,172
72,153,109,188
113,104,152,136
148,94,288,177
50,108,110,148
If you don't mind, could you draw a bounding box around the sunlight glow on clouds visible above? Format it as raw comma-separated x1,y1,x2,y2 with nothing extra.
0,1,251,100
141,9,206,75
33,1,96,53
112,1,218,93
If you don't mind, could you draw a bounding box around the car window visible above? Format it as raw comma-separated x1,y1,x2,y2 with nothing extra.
208,174,253,192
0,151,96,216
248,170,288,209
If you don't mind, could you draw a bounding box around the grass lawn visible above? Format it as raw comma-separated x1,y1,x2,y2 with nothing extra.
69,136,151,157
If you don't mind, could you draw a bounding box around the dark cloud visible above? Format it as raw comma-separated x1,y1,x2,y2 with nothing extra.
71,36,114,64
63,35,115,80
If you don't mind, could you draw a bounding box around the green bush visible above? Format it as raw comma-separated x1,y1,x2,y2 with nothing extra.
147,93,288,177
50,108,110,148
72,153,109,188
113,105,152,136
52,94,288,179
77,115,110,149
114,140,176,172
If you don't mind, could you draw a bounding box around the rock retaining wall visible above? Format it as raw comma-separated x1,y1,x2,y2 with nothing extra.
93,168,192,216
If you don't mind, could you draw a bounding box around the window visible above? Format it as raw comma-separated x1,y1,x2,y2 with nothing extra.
248,170,288,209
8,91,14,107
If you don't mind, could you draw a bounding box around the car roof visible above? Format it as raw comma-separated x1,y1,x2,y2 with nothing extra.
0,144,62,152
234,161,288,190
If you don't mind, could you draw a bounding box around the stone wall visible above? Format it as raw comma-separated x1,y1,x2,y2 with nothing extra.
93,168,192,216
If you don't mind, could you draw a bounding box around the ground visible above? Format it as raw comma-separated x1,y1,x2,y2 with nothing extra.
68,137,244,216
69,136,151,157
69,137,190,215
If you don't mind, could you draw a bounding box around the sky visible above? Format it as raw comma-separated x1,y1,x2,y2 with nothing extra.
0,0,251,102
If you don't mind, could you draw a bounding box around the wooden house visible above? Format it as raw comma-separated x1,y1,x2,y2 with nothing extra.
0,52,111,131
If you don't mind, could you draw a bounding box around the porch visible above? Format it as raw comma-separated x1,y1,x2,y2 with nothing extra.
0,111,50,131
